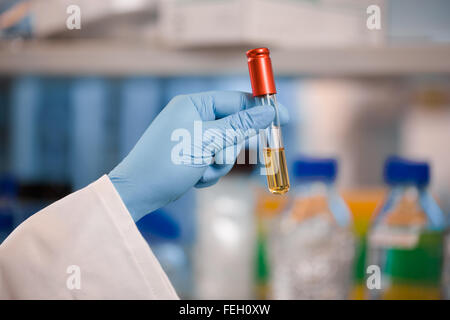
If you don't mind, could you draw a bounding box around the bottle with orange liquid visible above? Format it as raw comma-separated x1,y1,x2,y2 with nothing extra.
367,156,446,299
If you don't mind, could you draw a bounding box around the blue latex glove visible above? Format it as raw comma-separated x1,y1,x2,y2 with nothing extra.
109,91,289,222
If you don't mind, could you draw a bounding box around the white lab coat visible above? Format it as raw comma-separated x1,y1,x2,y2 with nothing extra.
0,175,178,299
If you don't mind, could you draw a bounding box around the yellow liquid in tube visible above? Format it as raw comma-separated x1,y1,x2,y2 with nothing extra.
263,147,290,194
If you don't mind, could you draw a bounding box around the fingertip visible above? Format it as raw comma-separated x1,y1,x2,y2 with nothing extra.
194,178,220,189
247,105,275,129
195,162,235,188
191,91,256,120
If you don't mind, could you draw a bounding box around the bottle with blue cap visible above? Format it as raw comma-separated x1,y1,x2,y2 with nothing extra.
269,156,354,299
367,156,446,299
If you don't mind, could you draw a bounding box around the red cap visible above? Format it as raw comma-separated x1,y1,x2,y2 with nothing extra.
246,47,277,97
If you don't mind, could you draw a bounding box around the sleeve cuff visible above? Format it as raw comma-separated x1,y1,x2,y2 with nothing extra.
91,175,179,299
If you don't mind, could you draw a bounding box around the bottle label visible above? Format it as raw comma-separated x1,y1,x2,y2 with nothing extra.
369,227,420,249
370,196,427,249
368,194,444,294
292,196,331,223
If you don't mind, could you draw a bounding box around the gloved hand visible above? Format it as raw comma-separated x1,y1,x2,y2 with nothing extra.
109,91,289,222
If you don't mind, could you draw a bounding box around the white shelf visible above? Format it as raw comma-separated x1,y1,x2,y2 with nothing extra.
1,40,450,76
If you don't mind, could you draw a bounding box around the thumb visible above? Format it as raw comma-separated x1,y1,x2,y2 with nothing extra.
202,105,275,154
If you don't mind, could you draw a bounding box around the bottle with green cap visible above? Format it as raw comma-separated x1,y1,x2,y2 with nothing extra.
367,156,446,299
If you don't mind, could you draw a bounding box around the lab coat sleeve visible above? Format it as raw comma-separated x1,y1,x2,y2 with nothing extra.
0,175,178,299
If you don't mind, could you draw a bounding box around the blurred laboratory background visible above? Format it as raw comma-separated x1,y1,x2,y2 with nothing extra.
1,0,450,299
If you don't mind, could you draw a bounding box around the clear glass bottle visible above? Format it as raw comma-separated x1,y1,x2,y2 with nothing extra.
269,157,354,299
367,156,446,299
195,170,256,299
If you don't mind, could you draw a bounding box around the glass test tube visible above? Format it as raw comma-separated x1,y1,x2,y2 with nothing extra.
247,48,290,194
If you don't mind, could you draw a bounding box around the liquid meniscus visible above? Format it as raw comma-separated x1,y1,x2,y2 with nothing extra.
263,147,290,194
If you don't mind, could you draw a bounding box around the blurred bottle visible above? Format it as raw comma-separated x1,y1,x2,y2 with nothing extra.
367,156,446,300
69,78,111,190
0,175,19,243
342,189,386,299
270,157,354,299
445,227,450,299
194,167,256,299
11,77,42,182
254,188,289,299
40,78,70,184
0,1,33,39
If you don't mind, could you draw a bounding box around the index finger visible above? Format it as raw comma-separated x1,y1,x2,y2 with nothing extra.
189,91,256,121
